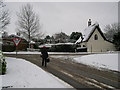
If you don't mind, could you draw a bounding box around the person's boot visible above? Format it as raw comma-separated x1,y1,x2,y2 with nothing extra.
45,62,47,67
42,60,44,66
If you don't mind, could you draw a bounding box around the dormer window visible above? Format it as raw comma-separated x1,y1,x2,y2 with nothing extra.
94,34,98,40
83,45,86,47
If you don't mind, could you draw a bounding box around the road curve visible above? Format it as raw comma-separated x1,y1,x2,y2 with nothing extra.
5,54,120,89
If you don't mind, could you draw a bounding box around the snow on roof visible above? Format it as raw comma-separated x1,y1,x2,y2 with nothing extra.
9,34,22,38
8,34,28,41
30,40,35,44
8,34,27,41
76,22,99,43
82,22,99,42
75,36,82,44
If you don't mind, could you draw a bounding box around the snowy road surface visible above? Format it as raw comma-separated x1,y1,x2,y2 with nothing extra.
1,57,73,89
4,52,120,89
4,52,119,71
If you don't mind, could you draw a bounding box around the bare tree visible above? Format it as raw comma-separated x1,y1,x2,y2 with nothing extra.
0,0,6,8
104,23,120,50
53,32,69,43
16,4,44,42
0,1,10,32
104,23,120,41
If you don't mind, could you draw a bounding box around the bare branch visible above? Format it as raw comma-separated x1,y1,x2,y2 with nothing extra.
16,3,43,41
0,10,10,30
104,23,120,41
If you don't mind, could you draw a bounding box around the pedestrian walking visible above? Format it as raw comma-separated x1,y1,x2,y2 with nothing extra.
40,46,49,67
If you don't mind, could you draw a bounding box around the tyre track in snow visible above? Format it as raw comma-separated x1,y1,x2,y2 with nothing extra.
5,54,120,89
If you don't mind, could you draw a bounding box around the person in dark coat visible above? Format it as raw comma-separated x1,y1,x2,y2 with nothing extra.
40,46,48,67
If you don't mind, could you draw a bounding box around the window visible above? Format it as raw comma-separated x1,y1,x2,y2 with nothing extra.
83,45,86,47
94,34,98,40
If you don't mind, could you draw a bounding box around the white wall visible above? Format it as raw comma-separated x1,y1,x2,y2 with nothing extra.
82,28,116,52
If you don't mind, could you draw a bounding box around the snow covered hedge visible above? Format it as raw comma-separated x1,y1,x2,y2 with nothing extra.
0,50,7,75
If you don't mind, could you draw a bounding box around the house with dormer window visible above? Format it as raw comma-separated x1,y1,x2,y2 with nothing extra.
76,19,116,52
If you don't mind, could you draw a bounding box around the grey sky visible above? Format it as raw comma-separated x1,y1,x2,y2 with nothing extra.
4,2,118,36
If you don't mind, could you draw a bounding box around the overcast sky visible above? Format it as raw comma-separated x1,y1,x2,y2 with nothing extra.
4,1,118,36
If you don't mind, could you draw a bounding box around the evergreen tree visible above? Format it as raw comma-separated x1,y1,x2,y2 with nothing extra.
70,32,82,42
113,31,120,51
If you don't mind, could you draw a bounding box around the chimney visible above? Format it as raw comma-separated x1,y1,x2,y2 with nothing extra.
88,19,92,26
17,32,20,36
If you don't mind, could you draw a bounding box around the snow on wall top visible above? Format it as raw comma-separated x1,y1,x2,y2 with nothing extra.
39,43,75,48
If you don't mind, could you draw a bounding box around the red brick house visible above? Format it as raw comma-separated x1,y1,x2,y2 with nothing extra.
2,34,28,52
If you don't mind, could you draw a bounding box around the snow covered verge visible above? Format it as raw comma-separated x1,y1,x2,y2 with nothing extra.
50,53,119,72
3,51,96,55
73,53,119,72
0,57,73,89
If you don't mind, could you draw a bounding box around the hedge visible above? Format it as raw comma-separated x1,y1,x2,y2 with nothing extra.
2,45,16,52
50,44,76,52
